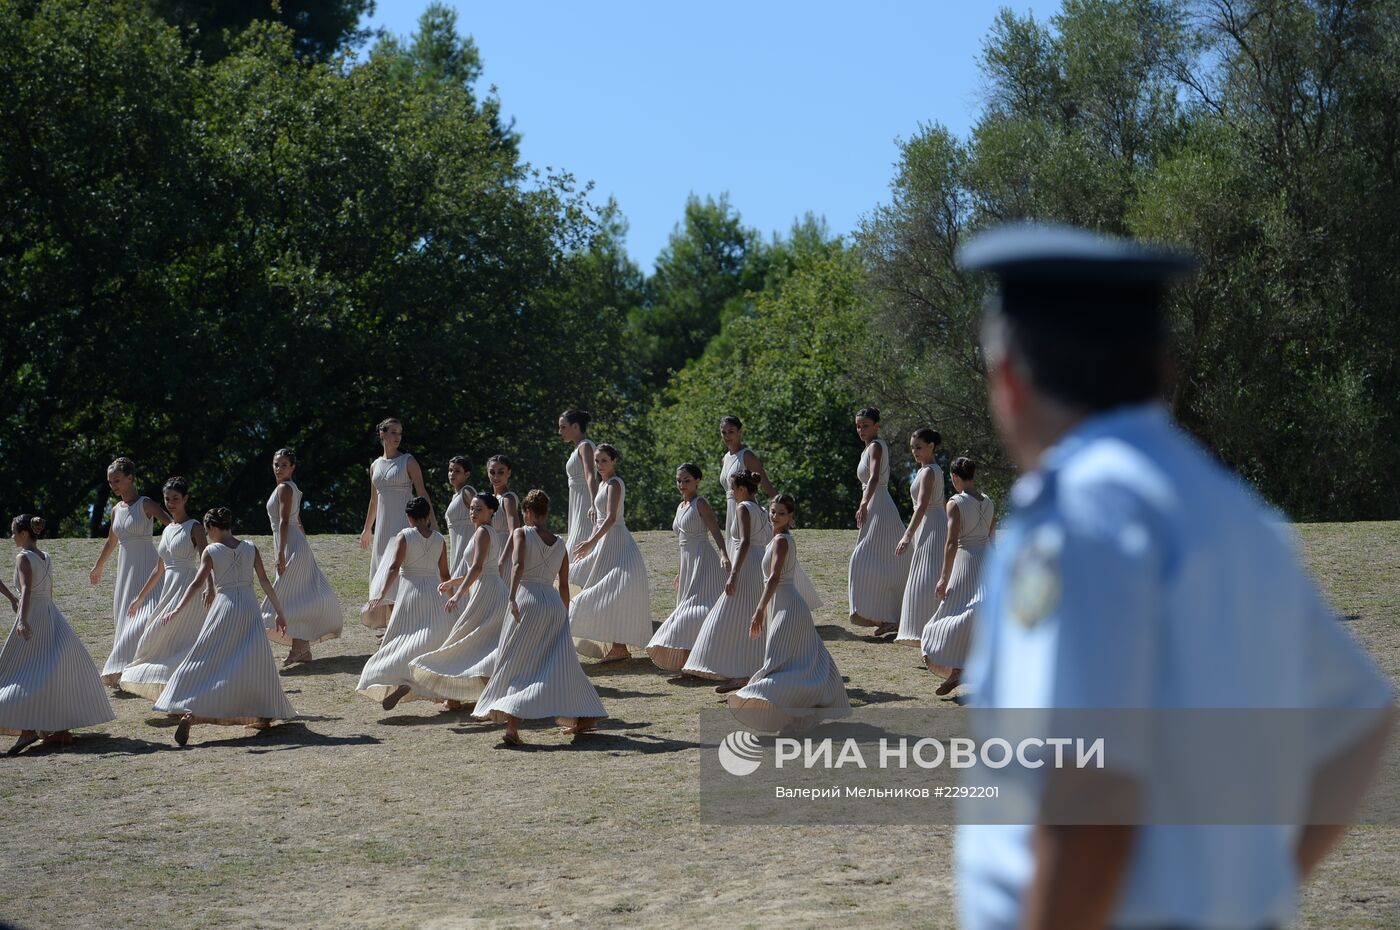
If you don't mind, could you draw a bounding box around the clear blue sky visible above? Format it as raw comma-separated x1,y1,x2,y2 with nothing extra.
364,1,1045,271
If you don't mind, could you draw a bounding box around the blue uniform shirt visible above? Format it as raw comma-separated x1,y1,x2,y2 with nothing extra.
957,403,1391,930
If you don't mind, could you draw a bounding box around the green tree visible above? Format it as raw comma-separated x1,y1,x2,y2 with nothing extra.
625,194,769,393
149,0,374,62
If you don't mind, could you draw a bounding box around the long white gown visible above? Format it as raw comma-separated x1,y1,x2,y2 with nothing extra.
490,489,519,577
444,484,478,577
719,445,753,544
568,478,652,657
0,550,114,736
682,499,772,681
473,527,607,724
101,497,161,683
895,463,948,645
922,492,995,668
357,528,452,703
362,453,415,627
261,481,343,646
154,541,296,725
565,439,597,555
646,497,725,671
847,438,911,626
408,525,510,703
119,519,208,699
730,532,850,732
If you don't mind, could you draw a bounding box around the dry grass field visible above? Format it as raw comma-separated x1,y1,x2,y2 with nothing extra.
2,523,1398,929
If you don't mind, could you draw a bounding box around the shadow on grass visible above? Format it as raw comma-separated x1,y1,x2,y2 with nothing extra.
666,675,719,688
593,686,667,700
845,686,917,707
12,733,165,757
278,653,374,676
187,722,380,753
379,707,479,727
582,657,669,679
815,623,895,644
487,729,701,755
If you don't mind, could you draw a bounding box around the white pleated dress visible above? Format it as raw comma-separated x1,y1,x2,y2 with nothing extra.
895,464,948,645
565,439,597,554
119,520,208,699
362,454,415,626
847,438,912,626
730,532,850,732
0,550,114,736
646,497,726,671
262,482,343,646
408,525,510,703
444,485,478,577
357,528,452,703
154,541,296,725
921,492,995,668
568,478,652,657
101,497,161,683
490,490,519,577
682,500,772,681
473,527,607,724
720,446,753,543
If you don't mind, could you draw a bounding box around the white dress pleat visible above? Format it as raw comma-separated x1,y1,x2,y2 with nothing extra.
473,527,607,723
408,525,510,702
357,528,452,703
0,551,114,736
101,497,161,683
730,532,850,732
847,438,912,625
362,454,415,626
682,500,772,681
896,464,948,645
565,439,597,555
921,492,995,667
647,497,725,670
154,541,296,724
119,520,208,699
444,485,478,577
719,446,751,544
261,482,343,646
489,490,519,577
568,478,652,657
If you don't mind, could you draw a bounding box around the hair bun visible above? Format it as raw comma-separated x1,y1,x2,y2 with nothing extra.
29,516,44,537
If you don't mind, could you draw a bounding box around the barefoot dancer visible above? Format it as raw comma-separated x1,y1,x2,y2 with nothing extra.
153,508,296,746
0,515,114,755
473,491,606,746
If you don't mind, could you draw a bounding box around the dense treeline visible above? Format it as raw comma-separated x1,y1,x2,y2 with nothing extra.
1,0,1396,535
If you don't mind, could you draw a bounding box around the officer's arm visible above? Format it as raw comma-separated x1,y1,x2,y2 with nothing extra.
1021,819,1137,930
1296,706,1394,878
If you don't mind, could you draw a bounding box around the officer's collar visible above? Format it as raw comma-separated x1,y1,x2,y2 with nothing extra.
1010,402,1171,509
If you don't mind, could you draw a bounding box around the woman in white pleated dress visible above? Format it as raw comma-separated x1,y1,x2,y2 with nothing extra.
718,415,777,543
408,493,509,707
847,407,911,636
119,477,212,699
262,449,343,666
154,508,296,746
729,495,850,733
922,457,996,694
474,490,606,746
358,497,453,710
683,470,771,692
486,454,522,576
443,456,478,577
569,444,652,662
558,409,599,555
895,429,947,647
91,457,173,686
647,463,728,672
359,418,436,629
2,515,114,755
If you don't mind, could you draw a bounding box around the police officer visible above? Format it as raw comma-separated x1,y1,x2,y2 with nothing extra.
953,223,1393,930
